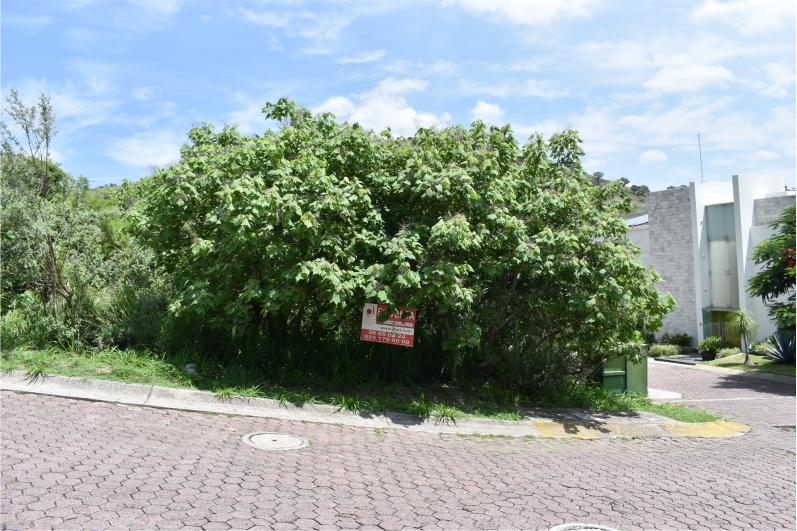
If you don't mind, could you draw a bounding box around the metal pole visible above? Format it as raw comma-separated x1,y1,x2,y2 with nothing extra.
698,134,704,182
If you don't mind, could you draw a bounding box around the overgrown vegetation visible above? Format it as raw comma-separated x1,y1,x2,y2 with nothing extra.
748,205,796,331
2,90,676,414
0,346,716,422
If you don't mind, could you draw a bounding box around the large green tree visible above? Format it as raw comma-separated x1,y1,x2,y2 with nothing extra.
748,205,796,330
133,99,674,388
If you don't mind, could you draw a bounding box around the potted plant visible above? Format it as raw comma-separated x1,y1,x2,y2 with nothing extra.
697,335,722,361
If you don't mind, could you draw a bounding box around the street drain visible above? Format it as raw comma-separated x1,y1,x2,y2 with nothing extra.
550,524,621,531
242,432,309,451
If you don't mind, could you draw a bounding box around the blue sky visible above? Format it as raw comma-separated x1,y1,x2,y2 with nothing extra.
3,0,795,190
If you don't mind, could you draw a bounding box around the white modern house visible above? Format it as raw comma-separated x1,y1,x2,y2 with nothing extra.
628,175,795,346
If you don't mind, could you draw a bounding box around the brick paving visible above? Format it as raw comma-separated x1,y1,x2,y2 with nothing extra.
2,364,795,530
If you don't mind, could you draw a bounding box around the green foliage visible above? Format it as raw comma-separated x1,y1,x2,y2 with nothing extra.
648,344,679,357
131,98,673,393
717,347,741,359
750,342,771,356
698,335,722,354
1,88,163,352
660,332,691,347
748,206,796,330
726,309,758,364
763,330,796,364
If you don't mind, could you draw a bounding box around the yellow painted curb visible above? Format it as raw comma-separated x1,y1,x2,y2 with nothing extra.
532,421,602,439
530,419,750,439
661,420,750,438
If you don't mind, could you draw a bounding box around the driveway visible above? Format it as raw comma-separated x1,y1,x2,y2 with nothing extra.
2,362,794,530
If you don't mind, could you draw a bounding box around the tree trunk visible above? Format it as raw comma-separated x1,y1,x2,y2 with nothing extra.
743,338,755,365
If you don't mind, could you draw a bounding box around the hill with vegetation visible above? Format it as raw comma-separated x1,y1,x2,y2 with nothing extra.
587,172,649,220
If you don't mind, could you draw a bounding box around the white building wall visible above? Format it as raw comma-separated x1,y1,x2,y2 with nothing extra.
689,182,734,343
627,225,650,269
732,175,785,342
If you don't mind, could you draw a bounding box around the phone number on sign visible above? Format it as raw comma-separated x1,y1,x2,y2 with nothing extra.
361,331,413,346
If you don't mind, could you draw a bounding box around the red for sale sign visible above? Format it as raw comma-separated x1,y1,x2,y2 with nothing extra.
360,303,416,348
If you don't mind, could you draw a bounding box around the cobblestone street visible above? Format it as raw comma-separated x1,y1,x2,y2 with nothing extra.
2,362,794,530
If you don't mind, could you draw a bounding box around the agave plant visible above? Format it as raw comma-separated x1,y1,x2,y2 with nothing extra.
764,330,796,364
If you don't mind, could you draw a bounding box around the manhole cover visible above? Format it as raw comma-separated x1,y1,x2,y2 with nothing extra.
242,432,309,451
550,524,621,531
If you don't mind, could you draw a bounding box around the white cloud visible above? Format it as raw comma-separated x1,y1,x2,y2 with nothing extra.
132,86,156,100
445,0,597,25
460,78,569,98
639,149,668,164
335,50,386,64
759,62,796,98
107,131,182,168
240,2,397,43
313,78,451,135
694,0,796,36
128,0,182,17
4,15,53,35
70,59,117,95
555,98,795,171
469,101,504,125
381,60,458,77
643,65,735,93
13,78,119,132
756,150,779,160
49,148,65,164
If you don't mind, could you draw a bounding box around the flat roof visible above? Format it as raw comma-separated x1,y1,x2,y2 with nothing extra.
626,214,649,227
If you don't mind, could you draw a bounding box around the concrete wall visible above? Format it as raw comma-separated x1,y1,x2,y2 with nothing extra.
754,195,796,226
649,187,697,344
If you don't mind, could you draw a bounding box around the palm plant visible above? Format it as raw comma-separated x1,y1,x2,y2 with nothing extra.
726,310,759,366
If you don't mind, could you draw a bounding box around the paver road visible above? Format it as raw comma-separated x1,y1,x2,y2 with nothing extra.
2,363,794,530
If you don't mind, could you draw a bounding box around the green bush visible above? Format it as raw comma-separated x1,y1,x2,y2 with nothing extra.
130,98,674,392
648,344,679,357
750,342,771,356
718,347,741,359
660,332,691,347
698,335,722,354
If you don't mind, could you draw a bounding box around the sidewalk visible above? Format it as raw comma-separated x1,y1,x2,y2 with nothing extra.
650,357,796,385
0,369,749,439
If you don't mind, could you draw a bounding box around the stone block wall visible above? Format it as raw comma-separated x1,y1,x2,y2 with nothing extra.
648,187,697,344
754,195,795,226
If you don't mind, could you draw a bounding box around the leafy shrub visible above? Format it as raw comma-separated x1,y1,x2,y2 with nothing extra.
660,332,691,347
698,335,722,354
648,344,679,357
764,330,796,364
751,342,771,356
130,98,674,392
677,346,695,354
718,347,741,359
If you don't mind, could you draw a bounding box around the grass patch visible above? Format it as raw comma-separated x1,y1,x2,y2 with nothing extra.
1,346,715,423
703,354,796,377
636,402,718,423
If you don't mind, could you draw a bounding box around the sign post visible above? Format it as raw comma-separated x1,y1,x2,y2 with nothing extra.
360,303,416,348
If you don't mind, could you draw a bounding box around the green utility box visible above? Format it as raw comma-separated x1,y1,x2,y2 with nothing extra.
602,355,648,396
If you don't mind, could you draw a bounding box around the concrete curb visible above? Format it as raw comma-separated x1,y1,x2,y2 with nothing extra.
0,370,750,439
650,358,796,385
